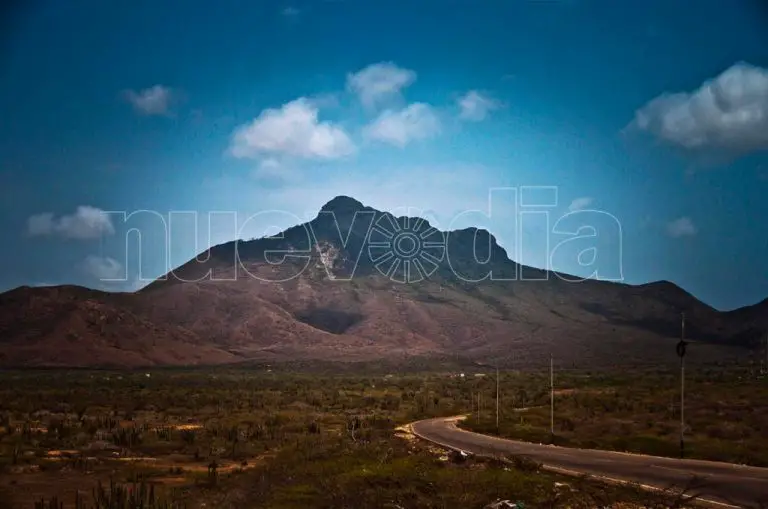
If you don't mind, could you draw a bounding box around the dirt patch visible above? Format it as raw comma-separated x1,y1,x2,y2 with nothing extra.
46,449,81,457
150,423,203,432
552,388,611,396
110,453,271,475
173,424,203,431
153,476,188,485
393,424,414,438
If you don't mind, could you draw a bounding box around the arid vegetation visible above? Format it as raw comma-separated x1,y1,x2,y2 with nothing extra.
0,362,764,508
462,366,768,467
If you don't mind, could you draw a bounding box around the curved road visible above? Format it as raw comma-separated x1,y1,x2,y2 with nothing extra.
410,416,768,508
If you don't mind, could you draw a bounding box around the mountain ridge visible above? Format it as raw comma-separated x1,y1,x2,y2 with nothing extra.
1,195,766,368
142,195,736,312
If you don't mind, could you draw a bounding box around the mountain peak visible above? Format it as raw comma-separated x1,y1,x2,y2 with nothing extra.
320,195,366,213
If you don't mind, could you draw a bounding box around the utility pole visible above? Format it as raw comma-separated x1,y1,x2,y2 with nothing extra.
495,366,500,433
676,312,687,459
681,313,685,459
550,353,554,438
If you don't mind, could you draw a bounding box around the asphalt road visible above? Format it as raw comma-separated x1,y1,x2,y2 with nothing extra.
410,416,768,508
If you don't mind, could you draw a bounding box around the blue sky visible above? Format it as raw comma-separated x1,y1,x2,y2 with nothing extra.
1,0,767,310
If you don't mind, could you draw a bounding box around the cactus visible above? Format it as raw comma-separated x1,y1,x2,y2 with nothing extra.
111,427,142,447
179,429,196,445
34,496,63,509
91,478,184,508
156,426,172,441
227,426,239,458
207,460,218,486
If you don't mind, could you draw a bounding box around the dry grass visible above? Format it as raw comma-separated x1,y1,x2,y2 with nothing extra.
0,366,732,508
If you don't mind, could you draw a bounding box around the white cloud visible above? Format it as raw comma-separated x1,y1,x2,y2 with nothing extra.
628,62,768,155
31,282,58,287
258,158,281,173
458,90,501,121
27,206,115,239
81,256,124,281
666,217,697,238
229,98,355,160
307,93,340,109
124,85,174,116
346,62,416,109
363,103,441,147
568,197,593,211
250,158,298,183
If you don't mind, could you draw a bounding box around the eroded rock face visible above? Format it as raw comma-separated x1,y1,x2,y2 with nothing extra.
315,241,342,278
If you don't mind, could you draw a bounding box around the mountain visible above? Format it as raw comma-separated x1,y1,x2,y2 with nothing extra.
1,195,766,368
0,285,239,368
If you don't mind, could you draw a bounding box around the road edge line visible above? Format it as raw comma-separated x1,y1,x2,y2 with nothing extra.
407,417,741,509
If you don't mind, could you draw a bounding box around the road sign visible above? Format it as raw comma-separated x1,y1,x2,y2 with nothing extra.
676,340,687,358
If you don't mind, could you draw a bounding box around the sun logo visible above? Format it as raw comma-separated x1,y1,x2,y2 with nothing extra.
367,207,446,283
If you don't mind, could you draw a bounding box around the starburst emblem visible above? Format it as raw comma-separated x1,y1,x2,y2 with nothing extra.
367,207,446,283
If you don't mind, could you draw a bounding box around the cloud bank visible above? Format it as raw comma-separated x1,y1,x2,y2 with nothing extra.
28,206,115,240
346,62,416,109
364,103,441,147
629,62,768,156
666,217,697,238
458,90,501,121
568,197,593,211
229,98,355,160
124,85,175,116
81,255,124,280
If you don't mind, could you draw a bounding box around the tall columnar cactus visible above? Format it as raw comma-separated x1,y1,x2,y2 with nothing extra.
35,480,184,509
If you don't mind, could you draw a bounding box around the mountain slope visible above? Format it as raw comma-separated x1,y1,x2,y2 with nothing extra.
0,285,240,367
1,195,765,368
